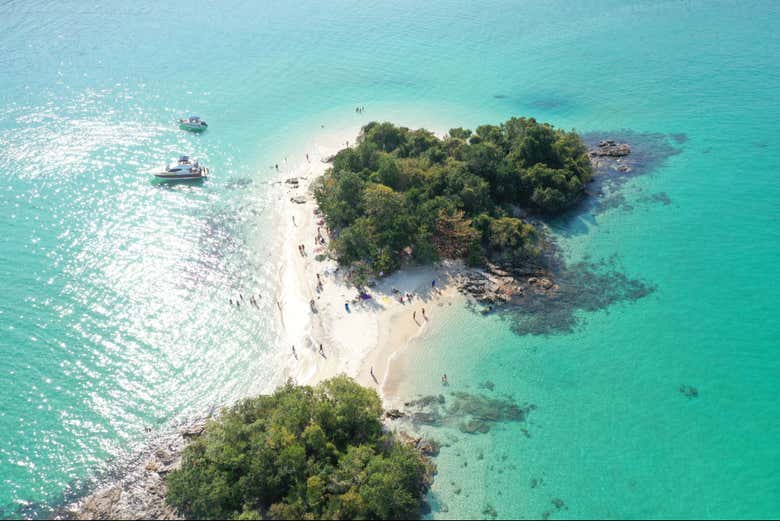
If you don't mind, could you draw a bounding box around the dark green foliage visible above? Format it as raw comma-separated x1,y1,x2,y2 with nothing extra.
314,117,591,278
166,377,427,520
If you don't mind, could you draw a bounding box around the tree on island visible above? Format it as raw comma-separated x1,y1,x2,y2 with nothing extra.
314,117,591,276
166,376,428,520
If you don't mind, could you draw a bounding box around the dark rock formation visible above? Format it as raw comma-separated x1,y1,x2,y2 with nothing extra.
400,390,535,438
456,262,559,307
589,140,632,158
679,384,699,398
479,380,496,392
385,408,405,420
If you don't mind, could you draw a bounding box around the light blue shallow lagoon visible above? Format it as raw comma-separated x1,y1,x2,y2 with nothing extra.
0,0,778,518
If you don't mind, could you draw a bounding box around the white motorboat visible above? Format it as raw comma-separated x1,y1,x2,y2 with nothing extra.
178,116,208,132
154,156,208,181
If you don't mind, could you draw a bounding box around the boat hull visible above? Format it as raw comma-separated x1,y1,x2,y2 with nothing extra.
179,123,207,132
154,167,208,181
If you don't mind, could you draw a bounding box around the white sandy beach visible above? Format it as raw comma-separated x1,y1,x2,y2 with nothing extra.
271,128,468,406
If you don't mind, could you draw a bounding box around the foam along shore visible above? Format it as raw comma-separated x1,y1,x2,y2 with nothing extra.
274,131,465,406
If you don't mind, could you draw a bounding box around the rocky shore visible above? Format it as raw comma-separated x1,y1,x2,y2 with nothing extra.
68,416,437,520
65,421,207,520
456,261,559,307
452,138,633,308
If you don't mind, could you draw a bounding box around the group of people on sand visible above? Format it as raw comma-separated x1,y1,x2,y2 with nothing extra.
297,244,307,257
392,288,415,304
230,293,261,308
412,307,428,323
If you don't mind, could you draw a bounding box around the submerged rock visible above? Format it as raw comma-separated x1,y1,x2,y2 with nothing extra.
460,420,491,434
479,380,496,392
403,390,535,437
679,384,699,398
410,411,442,426
482,504,498,518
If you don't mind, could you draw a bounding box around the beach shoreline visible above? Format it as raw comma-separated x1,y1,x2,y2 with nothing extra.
271,126,468,407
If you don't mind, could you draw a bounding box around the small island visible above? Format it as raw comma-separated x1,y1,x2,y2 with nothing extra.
165,377,433,520
314,117,593,282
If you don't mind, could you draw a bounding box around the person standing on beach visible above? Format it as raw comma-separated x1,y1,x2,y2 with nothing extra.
292,345,297,359
432,279,436,288
413,310,417,321
319,344,325,357
422,307,427,320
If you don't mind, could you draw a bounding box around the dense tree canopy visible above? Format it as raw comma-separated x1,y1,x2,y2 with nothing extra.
315,117,591,276
166,377,427,520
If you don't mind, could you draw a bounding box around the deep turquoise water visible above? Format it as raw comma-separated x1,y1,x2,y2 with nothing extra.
1,0,778,518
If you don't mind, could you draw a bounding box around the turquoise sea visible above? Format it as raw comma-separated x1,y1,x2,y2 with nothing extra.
1,0,778,518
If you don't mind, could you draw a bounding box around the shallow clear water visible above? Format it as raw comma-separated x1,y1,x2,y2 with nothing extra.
0,0,778,518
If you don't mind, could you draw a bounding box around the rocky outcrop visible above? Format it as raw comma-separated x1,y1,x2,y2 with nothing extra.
588,139,631,158
67,419,208,520
456,261,559,306
397,432,439,493
385,408,405,420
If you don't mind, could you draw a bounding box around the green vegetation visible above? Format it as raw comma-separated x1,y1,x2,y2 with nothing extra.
314,117,591,275
166,377,428,520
